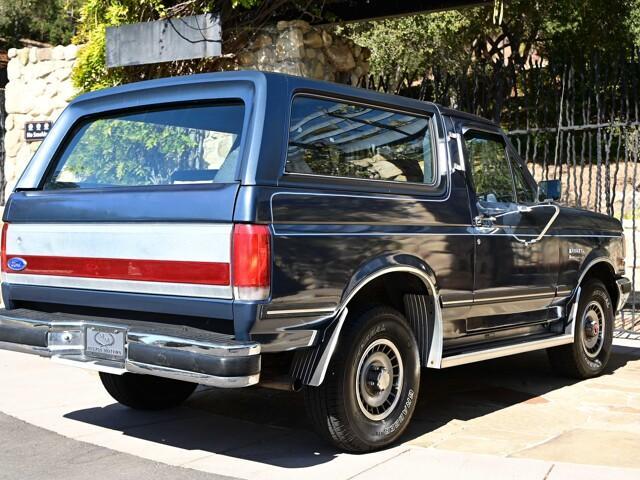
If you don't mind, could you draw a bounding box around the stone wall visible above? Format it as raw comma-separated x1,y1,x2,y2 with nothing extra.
238,20,369,84
4,45,79,197
2,23,368,198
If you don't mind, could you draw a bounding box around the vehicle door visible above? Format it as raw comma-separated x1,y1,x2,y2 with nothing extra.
460,124,560,334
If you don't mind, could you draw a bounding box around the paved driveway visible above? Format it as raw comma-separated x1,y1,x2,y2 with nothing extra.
0,341,639,479
0,412,235,480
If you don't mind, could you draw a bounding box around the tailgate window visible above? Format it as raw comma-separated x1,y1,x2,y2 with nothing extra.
44,102,244,189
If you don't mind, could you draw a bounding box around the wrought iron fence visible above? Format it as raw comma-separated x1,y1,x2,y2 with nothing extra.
354,54,640,333
0,88,4,206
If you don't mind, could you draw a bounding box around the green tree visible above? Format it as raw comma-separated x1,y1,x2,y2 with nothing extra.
71,0,317,93
0,0,82,49
346,0,640,78
55,117,200,186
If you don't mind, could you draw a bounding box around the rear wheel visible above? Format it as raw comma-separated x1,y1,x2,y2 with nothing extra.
305,306,420,452
547,279,613,378
99,372,197,410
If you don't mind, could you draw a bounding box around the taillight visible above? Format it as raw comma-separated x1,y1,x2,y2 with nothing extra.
1,223,7,272
619,234,627,274
232,224,271,300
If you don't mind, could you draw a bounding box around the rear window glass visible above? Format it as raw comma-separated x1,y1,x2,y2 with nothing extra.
286,96,435,184
44,102,244,189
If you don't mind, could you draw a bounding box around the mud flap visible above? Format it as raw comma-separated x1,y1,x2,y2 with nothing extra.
290,309,348,387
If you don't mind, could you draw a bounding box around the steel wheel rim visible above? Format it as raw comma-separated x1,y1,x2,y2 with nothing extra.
581,300,605,359
355,338,404,421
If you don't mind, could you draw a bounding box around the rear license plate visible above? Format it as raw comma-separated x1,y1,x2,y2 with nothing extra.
85,327,125,360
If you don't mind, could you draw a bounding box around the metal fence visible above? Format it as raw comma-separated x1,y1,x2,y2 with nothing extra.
354,54,640,333
0,88,4,206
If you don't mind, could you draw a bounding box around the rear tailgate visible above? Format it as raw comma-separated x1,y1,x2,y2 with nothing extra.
1,184,240,326
2,90,250,325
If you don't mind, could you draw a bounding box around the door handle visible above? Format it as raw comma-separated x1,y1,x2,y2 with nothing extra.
473,215,496,228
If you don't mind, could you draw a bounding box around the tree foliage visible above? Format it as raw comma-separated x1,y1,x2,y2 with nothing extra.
346,0,640,78
71,0,316,93
71,0,640,93
55,118,199,187
0,0,82,49
72,0,167,92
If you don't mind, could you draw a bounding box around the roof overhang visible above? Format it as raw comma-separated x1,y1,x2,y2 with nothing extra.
293,0,492,24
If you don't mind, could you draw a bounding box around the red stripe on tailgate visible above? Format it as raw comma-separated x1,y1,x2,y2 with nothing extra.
4,255,230,285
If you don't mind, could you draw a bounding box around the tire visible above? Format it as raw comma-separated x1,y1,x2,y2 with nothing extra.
547,279,613,379
99,372,198,410
305,306,420,452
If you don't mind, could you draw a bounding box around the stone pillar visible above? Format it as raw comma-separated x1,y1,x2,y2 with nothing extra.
4,45,78,197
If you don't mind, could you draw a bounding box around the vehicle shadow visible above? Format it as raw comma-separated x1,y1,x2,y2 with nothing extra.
63,345,639,469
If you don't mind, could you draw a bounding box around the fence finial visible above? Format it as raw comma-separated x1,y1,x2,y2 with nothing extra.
493,0,504,25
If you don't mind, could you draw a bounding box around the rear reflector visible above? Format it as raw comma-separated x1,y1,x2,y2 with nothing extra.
232,224,271,300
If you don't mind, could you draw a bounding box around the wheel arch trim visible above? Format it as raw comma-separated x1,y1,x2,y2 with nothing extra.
308,264,445,386
577,256,620,307
339,264,443,368
565,256,617,335
577,256,616,286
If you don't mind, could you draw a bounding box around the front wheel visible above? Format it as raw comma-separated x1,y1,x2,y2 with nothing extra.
305,306,420,452
99,372,198,410
547,279,613,379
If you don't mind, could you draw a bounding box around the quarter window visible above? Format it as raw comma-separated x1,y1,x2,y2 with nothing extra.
464,131,514,203
286,96,435,184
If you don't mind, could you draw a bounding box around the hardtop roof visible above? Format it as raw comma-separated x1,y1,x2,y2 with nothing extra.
70,70,496,127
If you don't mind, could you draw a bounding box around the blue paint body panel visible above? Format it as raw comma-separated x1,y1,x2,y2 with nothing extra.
2,71,627,355
3,283,234,320
5,184,241,223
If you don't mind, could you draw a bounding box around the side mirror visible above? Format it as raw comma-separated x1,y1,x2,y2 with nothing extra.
538,179,561,202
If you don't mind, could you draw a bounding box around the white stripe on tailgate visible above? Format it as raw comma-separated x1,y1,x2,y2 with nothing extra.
6,223,232,262
3,273,233,299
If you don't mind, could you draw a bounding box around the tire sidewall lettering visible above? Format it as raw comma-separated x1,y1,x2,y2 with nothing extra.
356,322,387,358
378,388,415,436
348,316,419,444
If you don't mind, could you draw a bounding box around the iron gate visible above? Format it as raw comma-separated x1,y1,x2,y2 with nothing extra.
355,54,640,333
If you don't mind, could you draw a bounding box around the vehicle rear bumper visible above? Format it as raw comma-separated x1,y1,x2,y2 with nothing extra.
616,277,632,312
0,308,260,388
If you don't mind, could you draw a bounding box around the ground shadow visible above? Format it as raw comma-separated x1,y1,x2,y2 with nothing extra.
64,344,639,468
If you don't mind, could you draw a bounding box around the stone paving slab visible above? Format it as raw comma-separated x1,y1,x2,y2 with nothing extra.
512,428,640,468
350,447,554,480
0,341,639,478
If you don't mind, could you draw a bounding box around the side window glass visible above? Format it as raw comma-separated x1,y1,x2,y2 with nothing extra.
463,130,514,204
510,153,536,203
286,96,435,184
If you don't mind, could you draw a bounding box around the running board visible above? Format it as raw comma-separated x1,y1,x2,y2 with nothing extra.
440,334,573,368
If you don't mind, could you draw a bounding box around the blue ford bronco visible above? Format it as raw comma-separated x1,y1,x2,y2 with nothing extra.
0,71,631,451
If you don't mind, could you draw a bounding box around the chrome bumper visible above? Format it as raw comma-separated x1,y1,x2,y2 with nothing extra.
616,277,632,312
0,308,260,388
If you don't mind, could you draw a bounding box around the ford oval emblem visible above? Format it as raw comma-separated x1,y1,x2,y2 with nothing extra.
7,257,27,271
